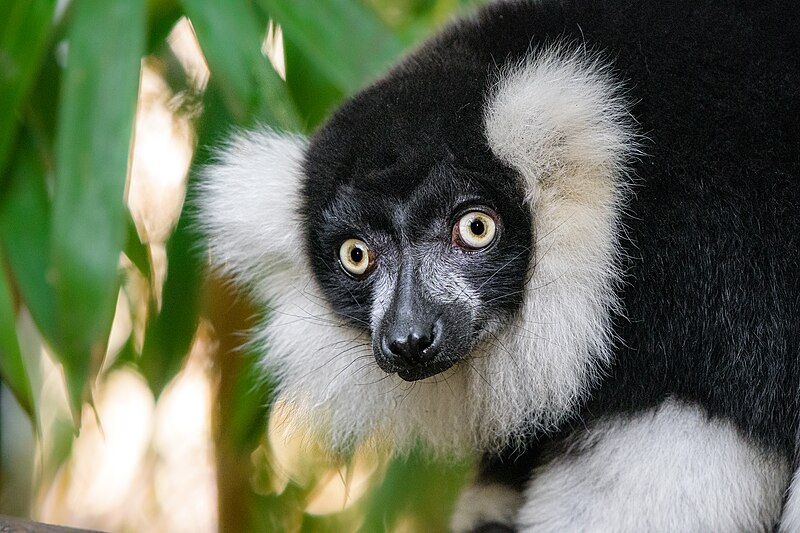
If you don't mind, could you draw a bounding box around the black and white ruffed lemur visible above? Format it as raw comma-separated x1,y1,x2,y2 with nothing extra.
198,0,800,530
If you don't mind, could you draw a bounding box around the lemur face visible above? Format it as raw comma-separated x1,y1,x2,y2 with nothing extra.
302,141,532,381
296,60,534,381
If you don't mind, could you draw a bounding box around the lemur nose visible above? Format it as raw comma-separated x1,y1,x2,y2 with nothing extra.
381,318,442,367
387,327,434,359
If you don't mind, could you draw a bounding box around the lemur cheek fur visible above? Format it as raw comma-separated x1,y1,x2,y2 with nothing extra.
198,0,800,530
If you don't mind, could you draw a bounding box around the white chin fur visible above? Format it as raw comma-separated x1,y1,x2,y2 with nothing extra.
200,43,637,455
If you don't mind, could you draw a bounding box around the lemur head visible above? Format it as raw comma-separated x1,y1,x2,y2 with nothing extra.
302,76,533,381
199,34,636,453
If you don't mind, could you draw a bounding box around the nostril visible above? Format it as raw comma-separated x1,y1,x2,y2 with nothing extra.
385,324,437,360
412,330,434,353
388,336,409,357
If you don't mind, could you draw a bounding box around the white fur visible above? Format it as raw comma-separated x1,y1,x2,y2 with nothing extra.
780,469,800,531
472,46,638,442
199,44,636,454
517,399,790,531
196,128,307,303
451,483,524,533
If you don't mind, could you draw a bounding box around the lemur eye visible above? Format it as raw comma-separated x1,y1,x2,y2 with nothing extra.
339,238,374,278
453,211,497,250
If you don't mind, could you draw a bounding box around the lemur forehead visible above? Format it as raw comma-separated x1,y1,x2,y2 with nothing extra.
320,167,466,240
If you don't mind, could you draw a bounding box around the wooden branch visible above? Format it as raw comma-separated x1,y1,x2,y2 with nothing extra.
0,515,106,533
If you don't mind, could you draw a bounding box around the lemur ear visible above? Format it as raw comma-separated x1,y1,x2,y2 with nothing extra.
196,129,308,300
484,46,637,209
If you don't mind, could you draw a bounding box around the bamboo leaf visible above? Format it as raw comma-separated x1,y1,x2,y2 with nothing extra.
259,0,405,95
0,0,56,179
0,248,35,419
0,134,49,425
146,0,183,53
227,358,272,453
137,82,229,396
281,36,345,129
181,0,300,130
125,214,151,280
360,450,470,532
0,136,57,344
51,0,145,417
139,204,202,396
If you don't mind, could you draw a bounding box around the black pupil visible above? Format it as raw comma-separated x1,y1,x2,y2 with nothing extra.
470,219,485,236
350,246,364,263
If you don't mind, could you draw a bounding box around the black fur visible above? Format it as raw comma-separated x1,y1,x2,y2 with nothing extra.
298,0,800,528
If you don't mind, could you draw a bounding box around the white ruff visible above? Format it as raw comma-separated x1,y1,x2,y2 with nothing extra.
451,483,523,533
780,468,800,531
517,399,790,531
199,43,637,455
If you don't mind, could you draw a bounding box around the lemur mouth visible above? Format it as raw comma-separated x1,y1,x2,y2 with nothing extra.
397,358,458,381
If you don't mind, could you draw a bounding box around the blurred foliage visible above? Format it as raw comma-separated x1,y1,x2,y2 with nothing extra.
0,0,484,530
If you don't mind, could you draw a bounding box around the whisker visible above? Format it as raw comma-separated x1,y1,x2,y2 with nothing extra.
463,358,498,395
292,285,371,327
323,352,375,394
475,245,533,292
321,258,365,309
299,341,372,381
358,372,398,389
482,329,523,373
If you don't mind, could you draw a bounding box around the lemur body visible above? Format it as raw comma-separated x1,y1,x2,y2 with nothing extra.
200,1,800,530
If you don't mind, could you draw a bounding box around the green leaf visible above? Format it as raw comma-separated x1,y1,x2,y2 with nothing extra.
145,0,183,53
125,214,152,281
360,450,470,532
51,0,145,417
259,0,405,96
227,350,273,452
180,0,300,130
137,81,227,396
139,205,202,396
281,35,345,129
23,43,61,159
0,248,35,419
0,0,56,180
0,135,56,344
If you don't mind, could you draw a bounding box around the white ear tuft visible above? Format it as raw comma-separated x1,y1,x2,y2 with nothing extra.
484,45,638,207
196,128,308,301
471,45,639,440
